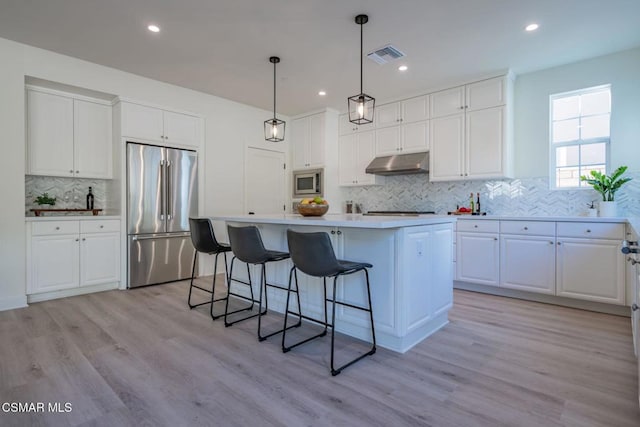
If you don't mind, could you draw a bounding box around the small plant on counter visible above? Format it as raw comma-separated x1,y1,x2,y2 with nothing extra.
34,193,56,206
580,166,632,201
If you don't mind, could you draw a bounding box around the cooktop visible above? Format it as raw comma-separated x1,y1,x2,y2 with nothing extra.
362,210,436,217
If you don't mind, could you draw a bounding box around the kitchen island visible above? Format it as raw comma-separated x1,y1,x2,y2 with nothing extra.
211,214,456,353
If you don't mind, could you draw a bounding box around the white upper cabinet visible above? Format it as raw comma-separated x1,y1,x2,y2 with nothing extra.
27,90,74,177
429,75,512,181
121,102,200,148
466,77,506,111
27,88,112,179
375,103,401,128
339,113,374,135
292,113,325,169
339,130,384,186
430,86,465,118
74,100,113,179
374,95,430,156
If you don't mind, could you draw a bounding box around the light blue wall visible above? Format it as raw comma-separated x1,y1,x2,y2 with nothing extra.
514,47,640,177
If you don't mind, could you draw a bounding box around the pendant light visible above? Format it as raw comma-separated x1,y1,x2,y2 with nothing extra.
348,14,375,125
264,56,285,142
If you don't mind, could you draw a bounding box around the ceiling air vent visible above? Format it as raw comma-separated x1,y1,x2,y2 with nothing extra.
367,45,405,65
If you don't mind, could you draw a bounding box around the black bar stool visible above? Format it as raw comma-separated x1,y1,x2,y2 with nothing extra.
188,218,232,319
283,229,376,376
225,225,302,341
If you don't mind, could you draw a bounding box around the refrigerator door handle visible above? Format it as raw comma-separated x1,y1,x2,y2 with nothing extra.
159,159,165,221
167,160,173,220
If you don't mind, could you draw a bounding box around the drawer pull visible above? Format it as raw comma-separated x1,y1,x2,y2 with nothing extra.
100,225,104,229
55,227,60,230
586,229,591,233
75,238,79,242
474,225,478,228
523,227,528,230
549,241,554,245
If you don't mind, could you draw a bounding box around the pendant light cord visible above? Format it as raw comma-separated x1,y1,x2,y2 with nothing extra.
360,21,363,95
273,60,277,119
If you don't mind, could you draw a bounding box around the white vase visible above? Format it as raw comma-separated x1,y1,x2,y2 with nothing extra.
598,201,617,217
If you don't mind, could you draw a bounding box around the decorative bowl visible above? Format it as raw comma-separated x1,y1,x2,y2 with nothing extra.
297,203,329,217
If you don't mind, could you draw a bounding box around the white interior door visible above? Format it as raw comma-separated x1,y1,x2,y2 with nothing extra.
245,148,286,215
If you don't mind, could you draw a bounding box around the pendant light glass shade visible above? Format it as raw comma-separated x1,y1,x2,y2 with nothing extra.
348,14,375,125
265,56,285,142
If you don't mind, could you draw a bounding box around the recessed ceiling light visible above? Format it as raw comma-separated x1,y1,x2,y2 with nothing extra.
318,91,327,96
148,24,160,33
398,65,408,72
525,23,539,32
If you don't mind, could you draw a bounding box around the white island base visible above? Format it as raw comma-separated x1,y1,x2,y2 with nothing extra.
213,214,455,353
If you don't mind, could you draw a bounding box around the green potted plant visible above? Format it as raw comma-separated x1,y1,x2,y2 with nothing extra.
34,192,57,207
580,166,632,217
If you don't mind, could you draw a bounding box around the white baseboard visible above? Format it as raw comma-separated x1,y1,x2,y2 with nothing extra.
0,295,28,312
27,282,119,304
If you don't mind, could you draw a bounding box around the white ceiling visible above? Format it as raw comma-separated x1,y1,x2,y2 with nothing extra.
1,0,639,116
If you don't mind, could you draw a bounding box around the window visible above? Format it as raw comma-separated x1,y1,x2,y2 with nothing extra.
550,85,610,189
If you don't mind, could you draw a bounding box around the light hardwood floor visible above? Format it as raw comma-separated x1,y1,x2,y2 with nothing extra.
0,278,638,426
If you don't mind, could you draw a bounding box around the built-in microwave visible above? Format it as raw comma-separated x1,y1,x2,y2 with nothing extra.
293,168,323,198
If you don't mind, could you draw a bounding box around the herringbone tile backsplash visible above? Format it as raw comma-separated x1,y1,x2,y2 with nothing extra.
343,173,640,217
25,176,107,215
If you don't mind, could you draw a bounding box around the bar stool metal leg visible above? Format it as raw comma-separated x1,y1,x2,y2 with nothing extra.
224,257,262,327
330,269,377,376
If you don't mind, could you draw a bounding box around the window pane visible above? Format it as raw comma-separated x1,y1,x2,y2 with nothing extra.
553,119,579,143
581,114,610,139
580,164,606,184
581,90,610,115
556,167,580,188
553,96,580,120
556,145,579,167
581,143,606,165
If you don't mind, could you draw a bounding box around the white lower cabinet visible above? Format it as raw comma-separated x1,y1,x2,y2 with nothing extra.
556,238,625,304
456,232,499,286
500,235,556,294
31,234,80,292
456,219,627,306
28,219,121,295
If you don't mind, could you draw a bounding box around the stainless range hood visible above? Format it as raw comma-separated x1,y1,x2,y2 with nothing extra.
365,151,429,176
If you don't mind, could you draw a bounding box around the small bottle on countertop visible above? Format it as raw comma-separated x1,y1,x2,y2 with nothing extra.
469,193,474,213
476,192,481,214
86,187,94,210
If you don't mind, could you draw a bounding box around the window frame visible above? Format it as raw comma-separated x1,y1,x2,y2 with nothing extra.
549,84,611,190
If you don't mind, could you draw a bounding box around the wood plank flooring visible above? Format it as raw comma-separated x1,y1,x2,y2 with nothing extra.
0,278,638,426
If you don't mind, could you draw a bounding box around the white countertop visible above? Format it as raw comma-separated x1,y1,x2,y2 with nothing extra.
455,215,628,223
627,218,640,235
25,215,121,222
212,213,456,229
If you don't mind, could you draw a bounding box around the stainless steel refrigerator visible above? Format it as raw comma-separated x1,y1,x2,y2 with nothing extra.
127,142,198,288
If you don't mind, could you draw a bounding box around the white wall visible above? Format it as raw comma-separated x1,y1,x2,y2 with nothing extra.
514,47,640,177
0,37,288,308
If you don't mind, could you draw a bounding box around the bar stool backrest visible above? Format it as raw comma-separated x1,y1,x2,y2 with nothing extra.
189,218,224,254
227,225,270,264
287,230,341,277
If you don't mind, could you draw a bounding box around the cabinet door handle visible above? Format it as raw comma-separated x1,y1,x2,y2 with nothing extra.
331,230,336,234
632,303,639,311
474,225,478,228
76,170,79,174
100,225,104,229
628,258,639,265
55,227,60,230
557,242,562,245
82,238,86,241
493,237,498,241
69,170,73,174
459,106,464,110
523,227,528,230
75,238,79,242
586,229,591,233
337,230,342,235
549,241,554,245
